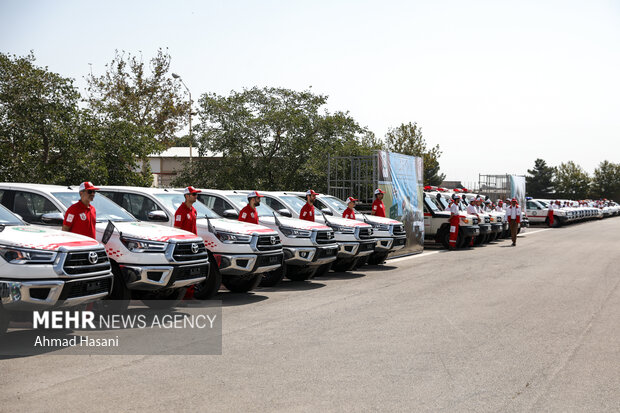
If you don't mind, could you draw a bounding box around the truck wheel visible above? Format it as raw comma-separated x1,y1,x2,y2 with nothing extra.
141,288,187,309
259,267,285,287
353,256,369,270
285,266,316,281
314,263,333,277
474,235,485,245
0,305,9,335
439,228,450,249
331,258,357,272
99,262,131,312
368,252,389,265
222,274,262,293
456,232,466,248
193,260,222,300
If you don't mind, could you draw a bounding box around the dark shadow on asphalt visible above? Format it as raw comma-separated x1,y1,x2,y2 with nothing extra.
315,272,366,280
217,292,270,306
362,265,399,272
257,281,326,293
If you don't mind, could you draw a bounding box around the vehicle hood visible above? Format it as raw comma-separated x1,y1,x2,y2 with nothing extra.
323,216,372,227
99,221,200,242
198,218,278,235
358,214,402,225
1,225,101,251
261,216,331,231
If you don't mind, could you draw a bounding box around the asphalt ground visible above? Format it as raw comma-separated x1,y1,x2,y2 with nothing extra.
1,217,619,412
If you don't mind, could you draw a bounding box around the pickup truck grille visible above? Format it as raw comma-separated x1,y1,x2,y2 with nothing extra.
256,235,282,251
357,227,373,240
63,249,110,275
472,218,479,225
62,277,112,299
315,230,335,244
173,242,209,262
484,217,490,224
391,224,406,236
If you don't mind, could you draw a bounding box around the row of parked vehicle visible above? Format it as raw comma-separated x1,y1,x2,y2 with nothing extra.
0,183,407,334
422,187,618,249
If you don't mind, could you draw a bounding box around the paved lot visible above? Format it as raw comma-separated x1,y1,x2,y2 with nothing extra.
1,218,619,412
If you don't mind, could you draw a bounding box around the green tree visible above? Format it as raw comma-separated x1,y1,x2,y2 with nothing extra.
174,87,377,191
591,160,620,200
383,122,445,185
0,52,89,183
554,161,591,199
526,158,555,197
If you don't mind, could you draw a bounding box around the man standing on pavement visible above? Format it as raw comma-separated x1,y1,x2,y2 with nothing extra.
371,189,386,217
547,199,557,227
448,194,461,250
174,186,200,235
239,191,263,225
62,181,98,240
342,197,358,219
300,189,318,222
506,198,522,246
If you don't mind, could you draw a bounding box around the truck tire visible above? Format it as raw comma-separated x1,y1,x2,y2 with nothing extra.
439,228,450,249
0,305,9,336
285,266,316,281
368,252,389,265
193,258,222,300
99,262,131,312
260,267,285,287
141,288,187,309
331,258,357,272
314,262,332,277
222,273,262,293
353,255,369,270
474,234,485,246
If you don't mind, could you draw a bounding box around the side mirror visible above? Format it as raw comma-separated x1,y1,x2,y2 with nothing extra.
147,210,169,222
41,212,64,225
321,208,333,216
277,209,292,218
222,209,239,219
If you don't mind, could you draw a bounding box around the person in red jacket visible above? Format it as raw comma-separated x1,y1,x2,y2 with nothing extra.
62,181,98,239
506,198,522,246
371,188,386,217
174,186,200,235
239,191,263,225
342,197,358,219
447,193,461,250
300,189,318,222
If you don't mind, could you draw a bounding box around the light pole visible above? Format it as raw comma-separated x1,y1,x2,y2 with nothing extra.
172,73,193,164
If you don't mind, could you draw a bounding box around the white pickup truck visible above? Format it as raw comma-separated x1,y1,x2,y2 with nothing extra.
422,191,480,248
96,186,283,296
302,194,407,265
0,204,113,334
260,191,376,272
0,184,209,308
197,190,339,285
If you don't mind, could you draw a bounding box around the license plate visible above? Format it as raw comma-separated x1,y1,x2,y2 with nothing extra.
268,255,281,264
395,238,406,245
189,267,203,276
326,249,336,256
85,280,103,292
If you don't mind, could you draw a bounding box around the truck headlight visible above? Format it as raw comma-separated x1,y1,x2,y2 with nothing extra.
214,231,252,244
0,246,57,264
329,225,355,234
120,236,167,252
371,223,390,231
460,217,469,224
279,227,312,238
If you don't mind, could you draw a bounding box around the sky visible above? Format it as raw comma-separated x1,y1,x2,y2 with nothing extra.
1,0,619,184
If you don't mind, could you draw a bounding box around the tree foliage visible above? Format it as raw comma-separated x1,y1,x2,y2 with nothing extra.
173,87,379,191
591,160,620,200
383,122,445,186
526,158,555,197
554,161,591,199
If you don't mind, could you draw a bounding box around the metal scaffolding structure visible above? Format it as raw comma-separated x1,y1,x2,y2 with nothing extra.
327,154,378,205
478,174,525,201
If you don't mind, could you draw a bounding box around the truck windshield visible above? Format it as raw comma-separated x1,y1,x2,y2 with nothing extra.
320,196,348,214
52,192,136,222
227,195,279,217
0,204,24,225
280,195,323,217
424,197,439,212
154,194,219,219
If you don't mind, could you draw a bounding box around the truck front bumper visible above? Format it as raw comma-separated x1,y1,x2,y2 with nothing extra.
374,236,407,252
491,223,503,233
460,225,480,237
478,224,492,235
0,274,113,310
121,261,209,290
284,244,338,266
336,240,376,258
216,252,283,276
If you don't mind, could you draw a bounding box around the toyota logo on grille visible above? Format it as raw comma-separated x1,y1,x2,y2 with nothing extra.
191,243,200,254
270,236,276,245
88,251,98,264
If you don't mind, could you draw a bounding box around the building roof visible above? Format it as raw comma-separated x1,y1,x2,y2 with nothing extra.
149,147,222,158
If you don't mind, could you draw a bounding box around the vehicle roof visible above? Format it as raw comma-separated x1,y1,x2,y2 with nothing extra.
97,185,181,195
198,189,251,196
0,182,79,192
